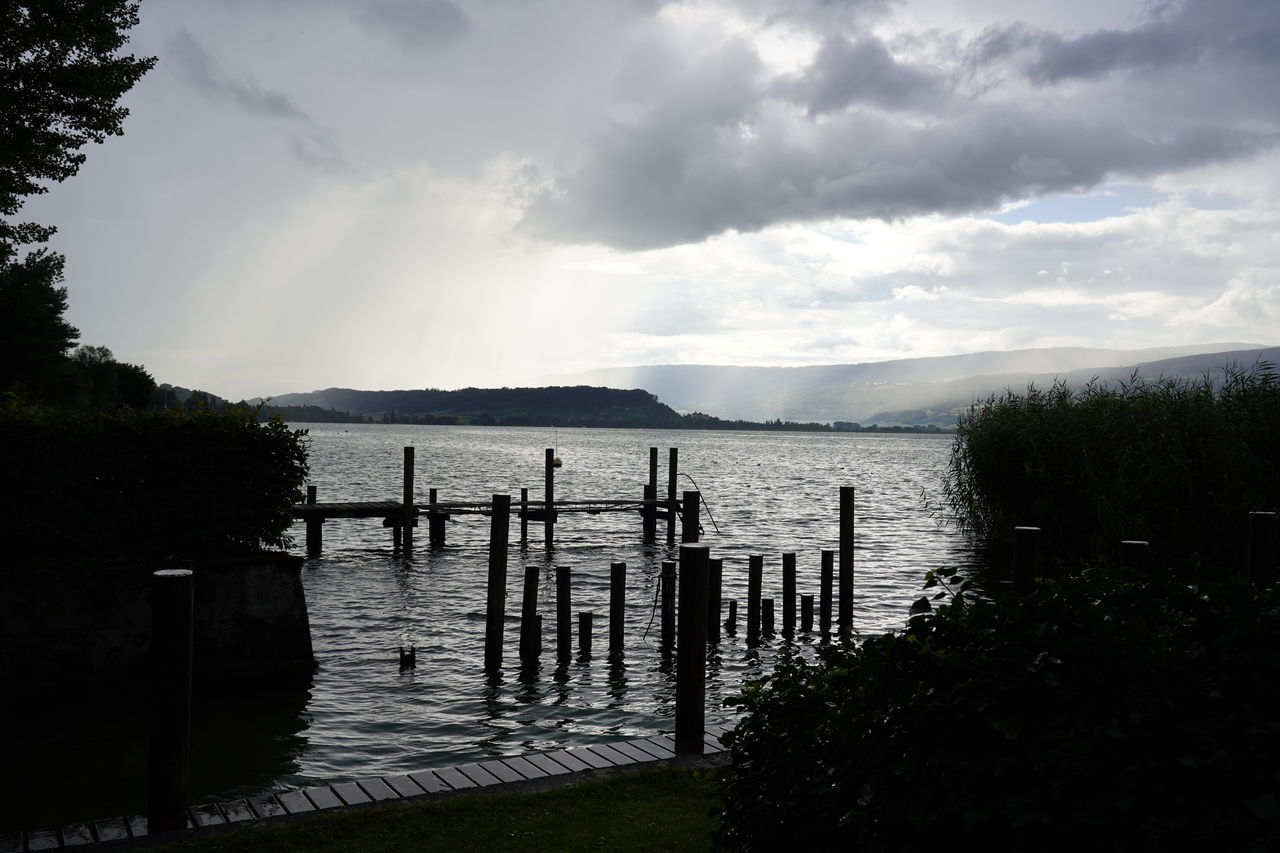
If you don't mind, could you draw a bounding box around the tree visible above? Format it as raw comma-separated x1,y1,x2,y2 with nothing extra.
0,244,78,397
1,0,156,247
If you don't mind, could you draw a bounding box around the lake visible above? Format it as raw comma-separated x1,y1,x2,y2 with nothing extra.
4,424,973,831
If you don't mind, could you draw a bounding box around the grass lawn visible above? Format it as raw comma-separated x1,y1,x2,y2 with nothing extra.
149,767,723,852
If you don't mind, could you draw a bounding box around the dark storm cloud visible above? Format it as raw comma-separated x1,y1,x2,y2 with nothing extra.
353,0,470,49
167,29,307,120
521,0,1280,250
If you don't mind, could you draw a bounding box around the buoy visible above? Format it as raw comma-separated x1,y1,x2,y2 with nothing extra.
399,645,416,670
553,457,563,468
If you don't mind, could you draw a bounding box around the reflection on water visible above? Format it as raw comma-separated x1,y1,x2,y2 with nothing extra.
6,424,975,831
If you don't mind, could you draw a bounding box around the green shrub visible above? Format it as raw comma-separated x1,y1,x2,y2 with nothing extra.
0,399,308,563
719,567,1280,851
943,365,1280,566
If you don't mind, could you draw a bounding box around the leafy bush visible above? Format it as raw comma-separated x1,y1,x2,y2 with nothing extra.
719,567,1280,851
0,399,308,563
943,365,1280,565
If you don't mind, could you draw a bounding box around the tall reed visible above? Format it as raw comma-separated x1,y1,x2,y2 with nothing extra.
943,363,1280,568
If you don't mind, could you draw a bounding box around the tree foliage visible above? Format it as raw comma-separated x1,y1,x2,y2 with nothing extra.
0,0,155,245
0,244,78,398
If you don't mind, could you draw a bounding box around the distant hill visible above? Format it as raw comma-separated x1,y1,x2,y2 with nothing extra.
257,385,686,428
549,344,1276,425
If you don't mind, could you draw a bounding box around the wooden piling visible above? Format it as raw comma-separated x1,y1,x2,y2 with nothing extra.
610,562,626,654
1248,512,1277,586
747,554,762,645
675,544,709,755
726,599,737,635
819,549,833,635
782,552,796,639
839,487,854,634
428,488,446,548
520,488,528,548
579,612,592,658
544,449,555,550
1120,540,1151,573
707,557,723,643
681,490,700,543
661,561,676,648
642,483,657,544
519,566,539,663
148,567,193,834
402,447,415,550
649,447,658,491
667,448,678,546
801,594,814,633
1013,526,1041,596
556,566,571,662
483,494,511,673
762,598,775,637
305,485,322,556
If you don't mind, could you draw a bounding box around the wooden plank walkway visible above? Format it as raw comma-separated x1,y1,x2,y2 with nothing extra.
291,499,662,519
0,727,730,851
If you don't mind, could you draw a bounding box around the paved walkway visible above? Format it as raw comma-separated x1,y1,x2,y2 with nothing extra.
2,726,730,851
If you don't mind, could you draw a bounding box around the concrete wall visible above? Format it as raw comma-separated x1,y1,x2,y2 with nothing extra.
0,554,314,691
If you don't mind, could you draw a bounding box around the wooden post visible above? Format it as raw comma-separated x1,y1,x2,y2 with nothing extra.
801,594,814,633
1120,540,1150,573
483,494,511,673
819,549,833,635
661,560,676,648
305,485,322,556
747,554,762,645
148,568,193,834
402,446,415,551
544,449,555,550
707,557,722,644
681,490,700,543
519,566,539,664
556,565,571,662
675,544,709,755
520,488,528,548
1013,526,1041,596
839,487,854,634
782,552,796,639
1249,512,1277,586
579,612,592,658
762,598,774,637
649,447,658,490
642,483,657,544
610,562,626,655
726,599,737,635
428,488,446,548
667,448,678,546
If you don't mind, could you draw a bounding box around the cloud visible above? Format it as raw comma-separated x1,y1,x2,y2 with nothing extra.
167,28,307,120
352,0,470,49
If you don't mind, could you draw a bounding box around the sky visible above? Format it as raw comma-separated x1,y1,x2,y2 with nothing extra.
20,0,1280,401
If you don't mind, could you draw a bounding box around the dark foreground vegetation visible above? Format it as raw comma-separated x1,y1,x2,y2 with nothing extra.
719,364,1280,851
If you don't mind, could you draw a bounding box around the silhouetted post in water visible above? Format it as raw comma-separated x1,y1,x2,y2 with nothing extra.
579,612,593,658
726,599,738,635
305,485,322,556
484,494,511,673
428,488,446,548
402,446,415,551
1248,512,1277,587
661,561,676,648
642,484,657,544
649,447,658,491
839,487,854,634
1013,526,1041,596
762,598,775,637
520,488,528,548
801,594,814,633
819,549,833,635
149,567,193,834
747,554,763,645
544,449,556,550
782,552,797,639
610,562,626,655
556,566,572,663
519,567,539,664
675,544,709,755
1120,540,1151,573
707,557,723,643
667,448,678,546
682,490,700,543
